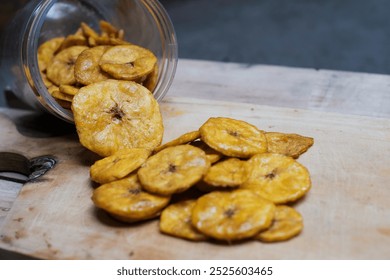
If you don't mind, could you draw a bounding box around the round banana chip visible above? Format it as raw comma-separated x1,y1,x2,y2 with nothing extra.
92,175,170,223
199,117,267,158
59,84,79,96
203,158,248,187
74,45,112,85
255,205,303,242
72,79,164,156
90,148,151,184
154,130,200,153
160,200,208,241
137,145,210,196
241,153,311,204
191,189,275,241
58,34,87,51
37,37,64,72
266,132,314,159
46,46,89,86
99,45,157,81
143,63,158,92
50,90,73,102
190,140,223,164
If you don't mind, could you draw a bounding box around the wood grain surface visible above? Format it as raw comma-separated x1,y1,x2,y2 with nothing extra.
0,97,389,259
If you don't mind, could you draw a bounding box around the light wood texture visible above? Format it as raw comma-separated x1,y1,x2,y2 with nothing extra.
0,96,389,259
169,59,390,118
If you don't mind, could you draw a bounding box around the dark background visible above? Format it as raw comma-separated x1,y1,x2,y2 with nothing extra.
2,0,390,74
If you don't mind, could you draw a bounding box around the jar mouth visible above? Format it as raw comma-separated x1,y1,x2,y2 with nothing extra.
24,0,178,123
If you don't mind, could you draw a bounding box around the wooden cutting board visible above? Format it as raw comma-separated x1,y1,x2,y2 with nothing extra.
0,97,389,259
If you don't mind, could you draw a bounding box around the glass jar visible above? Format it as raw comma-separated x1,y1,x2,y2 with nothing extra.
0,0,178,122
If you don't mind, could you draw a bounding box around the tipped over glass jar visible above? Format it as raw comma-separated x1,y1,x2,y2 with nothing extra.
0,0,178,122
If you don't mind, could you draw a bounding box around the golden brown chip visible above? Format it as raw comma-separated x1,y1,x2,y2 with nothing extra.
90,148,151,184
160,200,208,241
50,90,74,102
37,37,65,72
266,132,314,159
137,145,210,196
58,34,87,51
241,153,311,204
92,175,170,223
59,84,80,96
72,79,164,156
81,22,100,39
143,63,158,92
99,20,119,37
199,117,267,158
99,45,157,81
191,189,275,241
154,130,200,153
255,205,303,242
46,46,89,86
74,45,111,85
203,158,248,187
190,140,223,164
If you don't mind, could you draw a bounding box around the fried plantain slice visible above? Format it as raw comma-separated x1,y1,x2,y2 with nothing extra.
37,37,65,72
99,45,157,81
90,148,151,184
203,158,248,187
50,90,74,102
55,98,72,109
138,145,210,196
190,140,223,164
72,79,164,156
58,34,88,51
92,175,170,223
99,20,120,38
80,22,100,40
74,45,111,85
59,84,80,96
266,132,314,159
199,117,267,158
143,63,158,92
46,46,89,86
154,130,200,153
255,205,303,242
160,200,208,241
191,189,275,241
241,153,311,204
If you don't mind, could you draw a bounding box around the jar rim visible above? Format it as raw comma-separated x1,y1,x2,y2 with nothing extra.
23,0,178,123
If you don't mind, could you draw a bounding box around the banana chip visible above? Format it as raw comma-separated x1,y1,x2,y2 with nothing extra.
46,45,89,86
72,79,164,156
59,84,79,96
90,148,151,184
99,45,157,81
199,117,267,158
255,205,303,242
92,175,170,223
190,140,222,164
241,153,311,204
58,34,88,51
37,37,64,72
50,90,74,102
154,130,200,153
266,132,314,159
160,200,208,241
143,63,158,92
75,45,111,85
191,189,275,241
138,145,210,196
203,158,248,187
